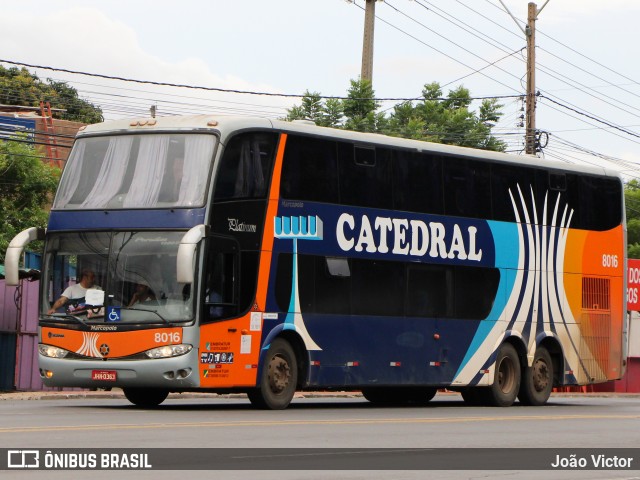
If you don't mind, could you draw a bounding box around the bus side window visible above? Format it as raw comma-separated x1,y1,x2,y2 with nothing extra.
214,133,277,201
393,150,443,215
338,143,393,209
203,240,238,321
443,157,491,219
280,135,339,203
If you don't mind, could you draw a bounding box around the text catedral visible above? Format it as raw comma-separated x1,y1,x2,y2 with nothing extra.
336,213,483,261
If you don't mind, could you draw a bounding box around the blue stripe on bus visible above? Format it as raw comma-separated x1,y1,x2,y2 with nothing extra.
454,221,520,378
48,209,207,231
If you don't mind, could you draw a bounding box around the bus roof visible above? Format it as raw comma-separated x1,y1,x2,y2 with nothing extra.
77,114,621,179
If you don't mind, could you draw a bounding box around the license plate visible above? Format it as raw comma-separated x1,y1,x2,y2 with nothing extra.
92,370,117,381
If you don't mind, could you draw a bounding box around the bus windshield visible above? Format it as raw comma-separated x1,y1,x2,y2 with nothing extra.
43,231,196,323
53,133,216,209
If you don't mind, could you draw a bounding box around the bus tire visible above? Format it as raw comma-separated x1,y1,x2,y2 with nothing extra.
485,343,521,407
123,387,169,407
248,338,297,410
362,388,393,404
518,346,553,406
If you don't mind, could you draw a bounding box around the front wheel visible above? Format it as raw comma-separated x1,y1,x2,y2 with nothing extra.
248,338,298,410
518,346,553,406
123,388,169,407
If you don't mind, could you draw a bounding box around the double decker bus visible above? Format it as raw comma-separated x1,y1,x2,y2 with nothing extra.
6,115,626,408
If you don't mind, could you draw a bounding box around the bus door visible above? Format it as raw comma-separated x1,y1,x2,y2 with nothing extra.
199,236,260,387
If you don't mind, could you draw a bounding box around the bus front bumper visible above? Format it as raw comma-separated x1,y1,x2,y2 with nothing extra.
38,348,200,389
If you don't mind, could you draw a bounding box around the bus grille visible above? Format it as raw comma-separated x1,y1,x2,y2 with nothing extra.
579,277,611,382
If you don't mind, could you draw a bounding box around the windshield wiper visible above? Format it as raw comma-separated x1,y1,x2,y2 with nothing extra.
117,306,172,325
45,313,89,327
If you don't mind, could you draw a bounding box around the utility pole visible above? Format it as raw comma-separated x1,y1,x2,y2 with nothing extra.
525,2,537,155
361,0,376,83
499,0,550,156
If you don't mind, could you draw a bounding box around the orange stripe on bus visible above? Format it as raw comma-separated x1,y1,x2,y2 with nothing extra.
255,133,287,311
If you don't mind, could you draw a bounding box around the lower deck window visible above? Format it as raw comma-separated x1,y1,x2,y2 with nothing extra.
275,254,499,320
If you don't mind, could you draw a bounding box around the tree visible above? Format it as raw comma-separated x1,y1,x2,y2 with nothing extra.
626,180,640,258
0,66,103,124
342,79,382,133
0,135,60,263
285,79,505,151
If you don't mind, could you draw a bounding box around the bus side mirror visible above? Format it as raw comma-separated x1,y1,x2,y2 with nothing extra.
176,224,207,284
5,227,45,286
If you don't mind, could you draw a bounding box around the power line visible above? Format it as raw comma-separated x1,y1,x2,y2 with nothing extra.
379,1,522,93
350,1,521,95
0,58,521,103
480,0,640,117
540,95,640,140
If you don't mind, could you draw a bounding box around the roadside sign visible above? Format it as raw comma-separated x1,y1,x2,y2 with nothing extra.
628,259,640,311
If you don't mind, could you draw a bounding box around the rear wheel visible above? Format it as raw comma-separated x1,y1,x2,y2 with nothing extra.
247,338,298,410
123,388,168,407
518,346,553,406
484,343,521,407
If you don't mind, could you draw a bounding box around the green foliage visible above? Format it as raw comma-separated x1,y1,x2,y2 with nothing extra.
0,66,103,124
0,135,60,262
342,79,379,124
285,79,506,151
626,180,640,258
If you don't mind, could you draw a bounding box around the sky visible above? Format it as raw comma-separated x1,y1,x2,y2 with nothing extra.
2,0,640,178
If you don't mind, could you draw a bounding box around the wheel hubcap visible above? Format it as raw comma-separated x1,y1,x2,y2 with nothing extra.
498,357,515,394
532,359,550,393
268,354,290,394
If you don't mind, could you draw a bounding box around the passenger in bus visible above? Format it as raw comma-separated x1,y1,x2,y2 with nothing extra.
47,269,101,314
128,282,157,307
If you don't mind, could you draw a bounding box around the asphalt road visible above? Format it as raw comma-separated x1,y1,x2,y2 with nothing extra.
1,391,639,480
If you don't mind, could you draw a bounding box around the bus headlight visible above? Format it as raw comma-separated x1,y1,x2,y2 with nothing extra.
39,344,69,358
145,344,192,359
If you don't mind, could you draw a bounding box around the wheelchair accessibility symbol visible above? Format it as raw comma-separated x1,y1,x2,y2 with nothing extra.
106,306,121,322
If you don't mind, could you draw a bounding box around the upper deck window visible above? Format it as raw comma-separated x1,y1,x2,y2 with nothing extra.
53,133,216,210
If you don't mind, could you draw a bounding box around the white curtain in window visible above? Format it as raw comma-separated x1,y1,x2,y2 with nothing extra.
54,141,86,208
81,137,134,208
178,135,215,206
123,135,170,208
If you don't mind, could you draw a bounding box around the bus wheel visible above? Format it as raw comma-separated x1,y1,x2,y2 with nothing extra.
401,387,437,405
485,343,521,407
123,388,169,407
361,388,393,404
518,346,553,406
248,338,297,410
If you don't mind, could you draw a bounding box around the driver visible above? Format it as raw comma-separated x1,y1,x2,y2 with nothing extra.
47,269,101,314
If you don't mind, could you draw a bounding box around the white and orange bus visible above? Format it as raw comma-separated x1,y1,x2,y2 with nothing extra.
6,115,627,408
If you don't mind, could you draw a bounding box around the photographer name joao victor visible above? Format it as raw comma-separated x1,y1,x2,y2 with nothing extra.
551,453,634,469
